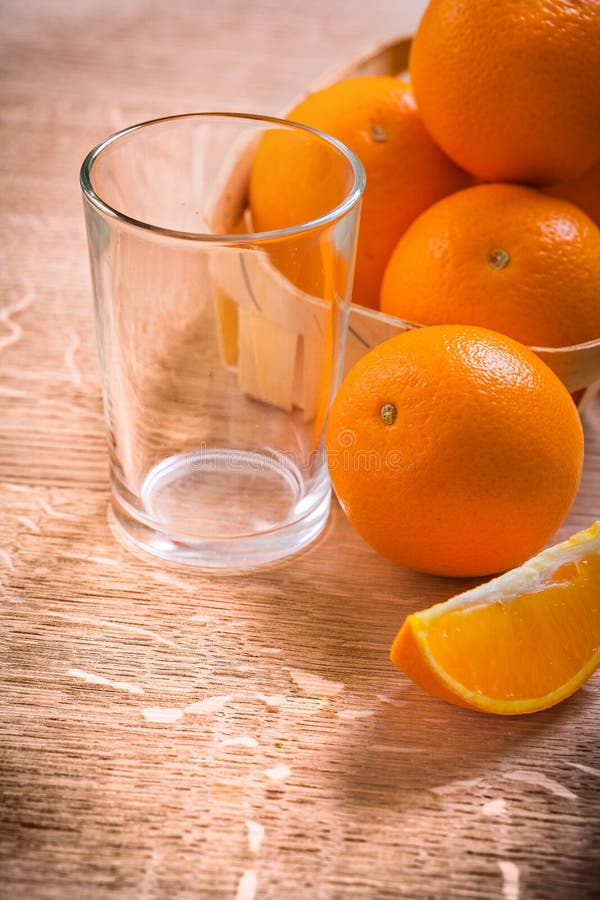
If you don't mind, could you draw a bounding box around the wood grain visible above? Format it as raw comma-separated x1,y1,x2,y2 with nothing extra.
1,1,599,898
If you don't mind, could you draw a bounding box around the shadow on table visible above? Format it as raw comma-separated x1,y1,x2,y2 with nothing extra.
331,681,591,806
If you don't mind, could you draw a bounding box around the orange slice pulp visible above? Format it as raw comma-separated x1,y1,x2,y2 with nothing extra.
390,522,600,715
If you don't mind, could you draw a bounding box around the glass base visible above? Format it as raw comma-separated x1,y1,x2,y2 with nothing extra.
111,448,331,568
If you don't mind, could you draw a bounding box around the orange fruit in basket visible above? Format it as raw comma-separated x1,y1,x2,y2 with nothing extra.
380,183,600,349
250,77,472,309
326,325,583,577
390,521,600,715
545,160,600,230
410,0,600,184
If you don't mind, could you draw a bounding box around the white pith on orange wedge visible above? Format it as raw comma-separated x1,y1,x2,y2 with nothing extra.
390,522,600,715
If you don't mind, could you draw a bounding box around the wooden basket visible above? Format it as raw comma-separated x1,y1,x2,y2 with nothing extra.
211,36,600,415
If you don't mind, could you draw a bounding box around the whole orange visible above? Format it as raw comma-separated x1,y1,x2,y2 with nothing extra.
249,77,472,308
326,325,583,577
410,0,600,184
380,183,600,348
545,160,600,230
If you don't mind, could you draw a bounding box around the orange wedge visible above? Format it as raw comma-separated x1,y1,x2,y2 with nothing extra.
390,522,600,715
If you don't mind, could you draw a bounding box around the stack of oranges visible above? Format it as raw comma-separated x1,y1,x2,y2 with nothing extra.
252,0,600,328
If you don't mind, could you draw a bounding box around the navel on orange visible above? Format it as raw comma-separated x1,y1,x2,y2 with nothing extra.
250,77,471,308
326,325,583,577
380,183,600,349
410,0,600,184
390,522,600,715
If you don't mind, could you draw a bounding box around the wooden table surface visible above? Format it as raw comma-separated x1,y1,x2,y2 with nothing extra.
2,1,599,898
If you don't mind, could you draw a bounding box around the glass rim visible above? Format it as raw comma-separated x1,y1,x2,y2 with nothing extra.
79,111,366,243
